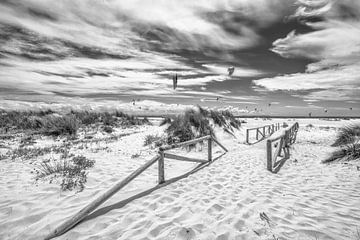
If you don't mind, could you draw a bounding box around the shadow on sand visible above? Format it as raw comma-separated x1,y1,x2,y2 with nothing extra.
81,152,227,223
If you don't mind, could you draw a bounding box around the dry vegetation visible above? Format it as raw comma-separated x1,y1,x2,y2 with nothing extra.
0,109,151,192
323,124,360,163
0,109,150,136
34,155,95,191
162,106,241,145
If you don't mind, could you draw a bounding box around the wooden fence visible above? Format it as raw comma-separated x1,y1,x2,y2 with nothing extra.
266,122,299,173
246,123,281,144
44,135,227,240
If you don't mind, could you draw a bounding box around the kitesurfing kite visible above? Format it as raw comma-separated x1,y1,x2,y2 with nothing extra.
227,66,235,76
172,73,178,90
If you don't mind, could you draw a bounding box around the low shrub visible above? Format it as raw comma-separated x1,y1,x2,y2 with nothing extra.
331,124,360,147
41,115,79,136
144,134,166,147
0,110,150,136
102,125,114,133
71,110,101,125
165,108,213,144
323,143,360,163
34,155,95,191
324,123,360,163
164,107,242,145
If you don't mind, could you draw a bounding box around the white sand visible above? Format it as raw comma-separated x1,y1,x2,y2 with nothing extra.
0,119,360,240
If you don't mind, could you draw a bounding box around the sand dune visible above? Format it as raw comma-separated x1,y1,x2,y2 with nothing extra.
0,119,360,240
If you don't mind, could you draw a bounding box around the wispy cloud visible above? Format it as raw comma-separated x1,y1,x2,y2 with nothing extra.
1,0,285,105
254,0,360,102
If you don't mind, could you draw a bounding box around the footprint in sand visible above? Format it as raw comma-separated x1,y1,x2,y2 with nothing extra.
177,227,195,240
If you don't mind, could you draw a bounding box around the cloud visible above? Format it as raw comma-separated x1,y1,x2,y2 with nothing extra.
0,0,293,58
0,0,294,106
254,0,360,102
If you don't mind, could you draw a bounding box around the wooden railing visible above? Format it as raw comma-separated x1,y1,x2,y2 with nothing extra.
266,122,299,173
245,123,281,144
158,135,228,183
44,135,227,239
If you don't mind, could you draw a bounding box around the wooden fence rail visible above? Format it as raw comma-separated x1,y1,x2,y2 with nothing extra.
158,135,228,184
45,135,227,239
266,122,299,173
245,123,281,144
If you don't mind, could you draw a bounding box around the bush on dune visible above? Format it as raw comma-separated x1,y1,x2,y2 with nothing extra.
0,109,150,136
144,134,165,147
41,115,79,136
164,106,242,145
323,143,360,163
34,155,95,191
324,124,360,163
331,124,360,147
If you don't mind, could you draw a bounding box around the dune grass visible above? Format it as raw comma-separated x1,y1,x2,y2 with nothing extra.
163,106,242,145
144,134,165,147
324,124,360,163
0,109,150,136
331,124,360,147
34,155,95,191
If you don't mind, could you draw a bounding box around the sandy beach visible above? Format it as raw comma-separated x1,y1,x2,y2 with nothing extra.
0,118,359,240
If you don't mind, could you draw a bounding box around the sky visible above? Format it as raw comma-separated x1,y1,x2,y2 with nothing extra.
0,0,359,116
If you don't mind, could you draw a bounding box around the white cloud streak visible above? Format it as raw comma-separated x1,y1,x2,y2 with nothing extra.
255,0,360,102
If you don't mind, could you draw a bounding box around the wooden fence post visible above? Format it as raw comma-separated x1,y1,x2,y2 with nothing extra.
246,129,249,144
256,129,259,140
158,150,165,184
266,140,272,172
284,130,290,158
263,126,265,137
208,138,212,162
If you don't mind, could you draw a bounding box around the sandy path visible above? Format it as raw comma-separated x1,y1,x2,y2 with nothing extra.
1,120,360,240
56,125,360,240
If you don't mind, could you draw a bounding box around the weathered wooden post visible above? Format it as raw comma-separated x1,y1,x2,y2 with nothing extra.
256,129,259,140
284,130,290,158
208,137,212,162
263,126,266,138
266,140,272,172
158,150,165,184
246,129,249,144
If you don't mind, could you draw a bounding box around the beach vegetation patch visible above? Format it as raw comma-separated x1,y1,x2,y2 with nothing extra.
324,124,360,163
164,106,242,145
34,155,95,191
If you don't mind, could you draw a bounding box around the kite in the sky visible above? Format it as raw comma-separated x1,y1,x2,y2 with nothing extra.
227,66,235,76
172,73,178,90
